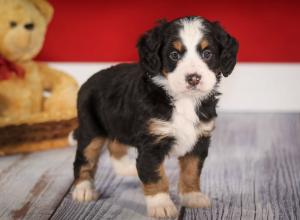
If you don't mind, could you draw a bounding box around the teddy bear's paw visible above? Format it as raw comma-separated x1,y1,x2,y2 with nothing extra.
72,180,98,202
180,192,211,208
146,193,178,218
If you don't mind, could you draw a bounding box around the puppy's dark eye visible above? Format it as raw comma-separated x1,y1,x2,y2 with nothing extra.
202,49,213,61
10,21,17,28
169,51,181,61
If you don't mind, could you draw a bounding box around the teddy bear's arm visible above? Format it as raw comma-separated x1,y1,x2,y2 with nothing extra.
37,62,78,114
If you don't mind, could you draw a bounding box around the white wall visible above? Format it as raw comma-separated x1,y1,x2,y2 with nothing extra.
49,62,300,112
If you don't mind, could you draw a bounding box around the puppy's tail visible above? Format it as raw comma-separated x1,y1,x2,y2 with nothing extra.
68,128,78,146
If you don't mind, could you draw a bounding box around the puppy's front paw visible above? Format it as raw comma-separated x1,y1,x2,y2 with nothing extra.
180,192,211,208
72,180,98,202
146,193,178,218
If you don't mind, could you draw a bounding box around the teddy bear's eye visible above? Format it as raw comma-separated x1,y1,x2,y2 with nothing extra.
10,21,17,28
24,23,35,31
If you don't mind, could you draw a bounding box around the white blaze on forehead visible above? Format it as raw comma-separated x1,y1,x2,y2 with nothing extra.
178,18,204,54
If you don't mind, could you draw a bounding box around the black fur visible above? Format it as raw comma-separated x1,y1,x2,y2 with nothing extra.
73,63,175,181
73,16,238,188
137,20,166,76
203,21,239,77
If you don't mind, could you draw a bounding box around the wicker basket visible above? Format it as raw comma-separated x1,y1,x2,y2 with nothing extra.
0,112,77,155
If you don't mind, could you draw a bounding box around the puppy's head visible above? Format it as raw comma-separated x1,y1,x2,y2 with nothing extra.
137,16,239,98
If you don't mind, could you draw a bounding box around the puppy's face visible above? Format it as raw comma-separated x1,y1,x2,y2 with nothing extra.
138,16,239,98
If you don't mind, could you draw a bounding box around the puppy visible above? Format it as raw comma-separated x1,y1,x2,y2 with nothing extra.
71,16,238,218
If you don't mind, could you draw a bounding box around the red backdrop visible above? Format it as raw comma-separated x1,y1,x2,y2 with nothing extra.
37,0,300,62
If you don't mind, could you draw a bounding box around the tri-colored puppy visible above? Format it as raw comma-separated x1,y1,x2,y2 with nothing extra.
71,16,238,218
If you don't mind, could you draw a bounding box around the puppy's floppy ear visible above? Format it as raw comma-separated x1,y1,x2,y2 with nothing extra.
212,22,239,77
137,20,167,76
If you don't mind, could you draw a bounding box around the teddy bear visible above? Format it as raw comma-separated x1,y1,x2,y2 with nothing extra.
0,0,78,155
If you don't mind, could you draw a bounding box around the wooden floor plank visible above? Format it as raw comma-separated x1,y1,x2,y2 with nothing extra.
0,147,75,220
0,155,25,178
51,150,180,220
182,113,300,220
1,113,299,220
51,113,300,220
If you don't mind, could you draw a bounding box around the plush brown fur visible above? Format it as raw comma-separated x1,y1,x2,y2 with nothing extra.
0,0,78,154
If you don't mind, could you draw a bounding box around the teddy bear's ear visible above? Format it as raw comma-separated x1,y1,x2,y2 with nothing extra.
29,0,54,24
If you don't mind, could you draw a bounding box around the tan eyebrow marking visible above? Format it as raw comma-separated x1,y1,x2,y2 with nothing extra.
173,40,183,51
162,68,169,78
200,39,209,49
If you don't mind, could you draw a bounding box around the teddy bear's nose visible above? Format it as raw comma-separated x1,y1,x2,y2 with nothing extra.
24,23,35,31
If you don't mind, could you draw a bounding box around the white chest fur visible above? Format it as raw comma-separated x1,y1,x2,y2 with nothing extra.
148,96,215,157
169,97,199,157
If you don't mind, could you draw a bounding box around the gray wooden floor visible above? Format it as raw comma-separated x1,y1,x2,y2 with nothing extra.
0,113,299,220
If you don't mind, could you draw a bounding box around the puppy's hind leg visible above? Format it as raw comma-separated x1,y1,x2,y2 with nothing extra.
72,136,106,202
108,140,137,176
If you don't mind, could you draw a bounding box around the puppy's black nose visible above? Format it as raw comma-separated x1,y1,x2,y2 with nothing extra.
24,23,34,31
186,73,201,87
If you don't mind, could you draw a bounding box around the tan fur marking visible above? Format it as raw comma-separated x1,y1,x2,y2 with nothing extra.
162,68,169,78
76,137,105,184
148,118,173,143
200,39,209,49
179,155,203,193
107,139,128,159
196,119,215,137
173,40,183,51
143,164,169,195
